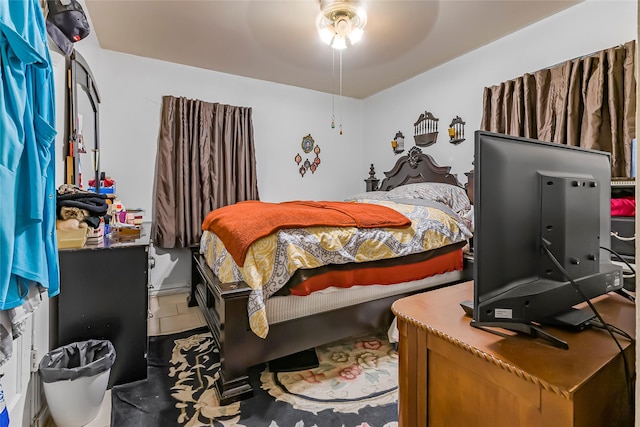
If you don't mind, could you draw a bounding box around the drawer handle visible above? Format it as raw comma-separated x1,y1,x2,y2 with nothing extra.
611,231,635,242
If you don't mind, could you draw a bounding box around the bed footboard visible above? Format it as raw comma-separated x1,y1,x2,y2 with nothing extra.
191,250,255,403
190,249,458,405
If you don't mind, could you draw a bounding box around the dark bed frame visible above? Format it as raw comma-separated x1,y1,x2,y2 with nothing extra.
188,146,466,404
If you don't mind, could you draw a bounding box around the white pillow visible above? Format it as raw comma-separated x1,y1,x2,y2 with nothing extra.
344,191,390,202
388,183,471,215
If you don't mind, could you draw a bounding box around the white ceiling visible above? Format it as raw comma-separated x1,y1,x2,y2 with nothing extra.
84,0,581,99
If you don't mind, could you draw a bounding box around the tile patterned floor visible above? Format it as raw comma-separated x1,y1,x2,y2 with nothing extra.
83,290,203,427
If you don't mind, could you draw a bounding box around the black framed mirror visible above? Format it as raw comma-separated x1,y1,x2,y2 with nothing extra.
65,50,101,192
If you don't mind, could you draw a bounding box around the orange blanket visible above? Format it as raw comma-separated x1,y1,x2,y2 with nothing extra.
201,200,411,266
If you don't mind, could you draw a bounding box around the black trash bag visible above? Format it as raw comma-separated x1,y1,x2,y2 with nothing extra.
39,339,116,383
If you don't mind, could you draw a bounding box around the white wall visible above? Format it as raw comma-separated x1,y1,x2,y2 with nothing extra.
363,0,638,182
95,51,365,209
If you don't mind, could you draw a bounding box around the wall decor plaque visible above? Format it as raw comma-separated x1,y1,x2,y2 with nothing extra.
414,111,439,147
295,134,321,177
301,134,315,153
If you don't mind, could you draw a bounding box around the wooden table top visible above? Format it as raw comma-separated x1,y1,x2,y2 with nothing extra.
392,281,635,396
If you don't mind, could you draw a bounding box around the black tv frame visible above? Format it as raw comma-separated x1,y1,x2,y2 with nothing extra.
471,131,623,349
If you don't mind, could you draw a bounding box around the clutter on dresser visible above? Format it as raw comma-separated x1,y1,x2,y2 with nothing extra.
109,225,142,242
56,219,88,249
88,173,116,194
85,217,105,244
55,181,146,248
56,184,110,249
105,199,144,241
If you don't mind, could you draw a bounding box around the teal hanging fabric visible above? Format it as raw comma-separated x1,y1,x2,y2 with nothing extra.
0,0,59,309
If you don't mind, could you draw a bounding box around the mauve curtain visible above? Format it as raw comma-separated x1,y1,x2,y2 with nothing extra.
152,96,259,248
481,40,636,177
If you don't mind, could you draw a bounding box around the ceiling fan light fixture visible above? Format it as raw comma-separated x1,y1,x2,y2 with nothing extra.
318,26,334,45
347,27,364,45
334,14,352,36
316,0,367,50
331,35,347,50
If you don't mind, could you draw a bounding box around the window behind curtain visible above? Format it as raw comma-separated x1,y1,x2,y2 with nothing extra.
152,96,259,248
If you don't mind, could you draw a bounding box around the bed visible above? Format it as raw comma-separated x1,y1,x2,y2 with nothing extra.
189,146,473,404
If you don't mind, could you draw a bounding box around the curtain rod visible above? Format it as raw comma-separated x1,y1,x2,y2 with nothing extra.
540,41,632,74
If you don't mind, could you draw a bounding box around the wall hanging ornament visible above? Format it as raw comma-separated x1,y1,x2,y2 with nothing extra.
313,149,321,173
295,135,321,177
448,116,466,144
301,134,315,153
413,111,439,147
391,131,405,154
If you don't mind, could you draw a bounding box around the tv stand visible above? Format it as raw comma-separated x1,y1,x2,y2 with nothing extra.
471,320,569,350
393,281,635,427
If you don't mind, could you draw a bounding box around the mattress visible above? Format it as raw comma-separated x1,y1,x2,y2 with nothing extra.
266,269,463,325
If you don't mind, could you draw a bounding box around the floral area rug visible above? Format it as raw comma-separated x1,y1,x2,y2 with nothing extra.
111,327,399,427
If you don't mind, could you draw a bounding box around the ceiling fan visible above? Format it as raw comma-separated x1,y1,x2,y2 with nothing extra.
316,0,367,50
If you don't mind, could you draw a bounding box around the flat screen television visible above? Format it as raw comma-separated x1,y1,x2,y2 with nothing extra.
472,131,624,348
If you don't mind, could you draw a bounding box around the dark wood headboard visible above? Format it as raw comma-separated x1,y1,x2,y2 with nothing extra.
374,147,461,191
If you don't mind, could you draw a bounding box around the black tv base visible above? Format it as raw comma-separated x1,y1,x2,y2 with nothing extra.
461,301,599,350
470,320,570,350
460,300,601,350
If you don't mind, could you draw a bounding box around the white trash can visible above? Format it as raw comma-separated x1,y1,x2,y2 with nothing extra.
39,340,116,427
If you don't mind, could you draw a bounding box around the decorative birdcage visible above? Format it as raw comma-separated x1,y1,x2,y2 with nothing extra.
414,111,439,147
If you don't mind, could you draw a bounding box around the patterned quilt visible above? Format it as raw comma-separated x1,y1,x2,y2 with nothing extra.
200,199,473,338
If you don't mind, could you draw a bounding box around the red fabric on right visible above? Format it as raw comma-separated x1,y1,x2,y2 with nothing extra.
611,197,635,217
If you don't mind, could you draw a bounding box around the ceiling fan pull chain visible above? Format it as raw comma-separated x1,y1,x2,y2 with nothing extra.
331,49,336,129
339,49,343,135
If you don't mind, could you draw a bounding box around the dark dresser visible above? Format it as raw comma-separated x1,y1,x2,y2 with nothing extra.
610,180,635,262
610,180,635,290
51,223,150,388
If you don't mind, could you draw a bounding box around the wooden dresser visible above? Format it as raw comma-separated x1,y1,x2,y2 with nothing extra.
52,223,151,388
391,281,635,427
